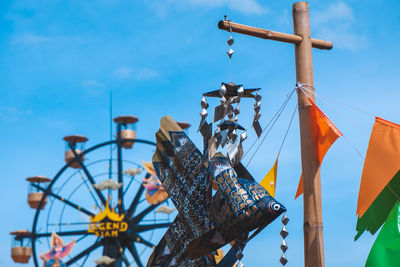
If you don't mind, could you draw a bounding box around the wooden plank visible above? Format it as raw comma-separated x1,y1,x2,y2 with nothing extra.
218,20,333,50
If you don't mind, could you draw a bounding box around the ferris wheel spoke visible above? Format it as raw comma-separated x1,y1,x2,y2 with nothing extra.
68,145,107,206
126,242,144,267
134,223,172,233
126,185,145,218
79,170,101,208
34,230,88,238
76,233,90,243
136,235,155,249
117,130,124,213
123,174,136,195
80,249,91,267
115,240,131,267
120,252,131,267
65,238,103,266
103,239,124,267
31,184,94,217
130,202,163,223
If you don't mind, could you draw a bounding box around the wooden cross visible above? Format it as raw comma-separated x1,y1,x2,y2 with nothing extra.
218,2,332,266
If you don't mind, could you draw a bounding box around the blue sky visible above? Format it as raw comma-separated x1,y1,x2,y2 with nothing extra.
1,0,400,266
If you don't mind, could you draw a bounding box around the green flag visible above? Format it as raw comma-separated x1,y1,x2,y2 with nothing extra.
355,171,400,240
365,201,400,266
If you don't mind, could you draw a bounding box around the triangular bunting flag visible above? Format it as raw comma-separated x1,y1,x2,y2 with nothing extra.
295,98,342,199
260,156,278,197
356,117,400,218
365,201,400,267
355,170,400,240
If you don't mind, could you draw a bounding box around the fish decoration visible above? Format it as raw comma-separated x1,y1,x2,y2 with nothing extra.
147,116,286,267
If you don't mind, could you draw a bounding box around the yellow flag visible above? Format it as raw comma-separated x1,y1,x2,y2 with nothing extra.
260,157,278,197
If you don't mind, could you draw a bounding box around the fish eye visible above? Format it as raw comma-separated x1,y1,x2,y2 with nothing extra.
273,203,280,211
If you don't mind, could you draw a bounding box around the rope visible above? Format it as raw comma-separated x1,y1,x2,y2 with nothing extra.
243,88,295,161
298,84,364,128
278,104,298,155
245,90,296,167
299,83,375,118
341,135,366,161
388,185,400,202
297,83,400,202
299,84,374,125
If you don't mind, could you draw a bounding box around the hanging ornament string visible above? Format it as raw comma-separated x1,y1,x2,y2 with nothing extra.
298,83,375,118
243,88,296,164
278,104,298,156
279,214,289,266
298,83,373,130
243,88,295,159
225,16,234,82
246,100,297,168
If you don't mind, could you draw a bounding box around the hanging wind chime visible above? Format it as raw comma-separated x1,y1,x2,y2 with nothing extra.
198,17,263,167
198,16,289,266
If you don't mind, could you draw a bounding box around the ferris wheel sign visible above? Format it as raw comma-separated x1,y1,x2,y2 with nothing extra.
87,202,128,237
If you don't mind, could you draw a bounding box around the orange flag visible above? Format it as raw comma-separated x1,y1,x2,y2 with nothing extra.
295,99,342,199
356,117,400,218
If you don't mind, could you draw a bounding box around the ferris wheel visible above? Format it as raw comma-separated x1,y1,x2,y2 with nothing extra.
10,116,189,267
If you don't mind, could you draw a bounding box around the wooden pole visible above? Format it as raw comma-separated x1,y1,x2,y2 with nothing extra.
218,20,332,50
293,2,325,267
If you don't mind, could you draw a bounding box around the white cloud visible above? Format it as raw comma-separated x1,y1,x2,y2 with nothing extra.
11,33,82,45
114,66,133,79
227,0,268,15
135,68,160,80
316,25,367,51
0,106,32,121
148,0,268,16
12,33,53,44
311,2,353,25
311,2,366,51
82,80,104,88
114,66,160,81
81,80,105,97
275,9,291,27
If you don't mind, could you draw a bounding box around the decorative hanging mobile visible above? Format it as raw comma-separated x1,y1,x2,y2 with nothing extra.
146,16,287,267
199,17,263,167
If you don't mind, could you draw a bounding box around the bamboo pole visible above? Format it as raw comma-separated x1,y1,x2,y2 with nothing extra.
293,2,325,267
218,20,332,50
